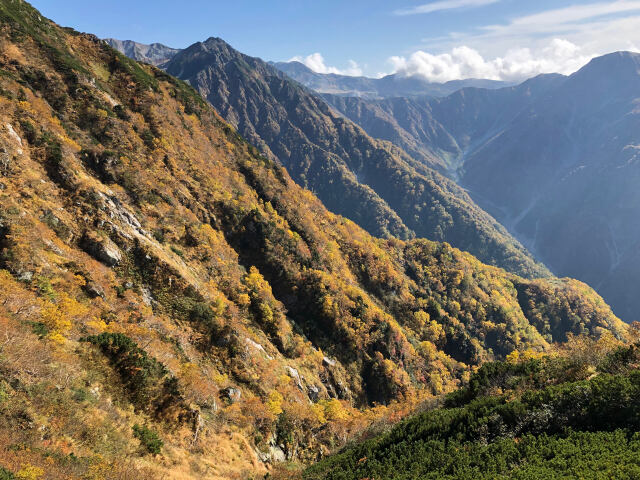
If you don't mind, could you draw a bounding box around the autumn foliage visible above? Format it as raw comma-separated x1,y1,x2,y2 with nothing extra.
0,1,629,478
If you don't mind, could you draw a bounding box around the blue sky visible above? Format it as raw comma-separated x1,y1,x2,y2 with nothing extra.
28,0,640,81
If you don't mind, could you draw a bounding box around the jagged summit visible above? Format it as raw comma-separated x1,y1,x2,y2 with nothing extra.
104,38,180,66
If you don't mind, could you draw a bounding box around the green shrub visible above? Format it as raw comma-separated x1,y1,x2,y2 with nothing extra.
0,467,14,480
132,424,163,455
306,361,640,480
84,333,185,416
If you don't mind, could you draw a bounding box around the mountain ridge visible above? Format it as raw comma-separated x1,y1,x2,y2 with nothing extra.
0,1,630,478
104,38,180,66
162,36,550,279
273,60,513,99
318,51,640,322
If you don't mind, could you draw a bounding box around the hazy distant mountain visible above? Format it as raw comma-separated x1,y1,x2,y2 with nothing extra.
273,60,512,99
326,51,640,322
163,37,547,278
321,73,567,171
104,38,180,66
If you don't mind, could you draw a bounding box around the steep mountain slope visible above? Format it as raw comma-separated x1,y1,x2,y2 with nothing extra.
457,53,640,324
324,57,640,322
104,38,179,66
273,60,511,99
163,37,549,279
305,337,640,479
0,1,627,478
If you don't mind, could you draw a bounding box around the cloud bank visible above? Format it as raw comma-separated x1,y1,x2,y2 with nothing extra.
389,39,593,82
390,0,640,82
292,1,640,82
289,53,363,76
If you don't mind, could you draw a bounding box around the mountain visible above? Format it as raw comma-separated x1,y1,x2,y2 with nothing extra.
320,73,567,171
322,55,640,322
273,60,512,99
163,37,548,279
305,337,640,479
0,1,626,478
104,38,180,66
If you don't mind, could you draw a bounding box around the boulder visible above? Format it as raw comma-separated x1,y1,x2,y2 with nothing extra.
84,281,106,299
269,445,286,463
286,366,304,391
307,385,320,402
81,231,122,266
220,387,241,404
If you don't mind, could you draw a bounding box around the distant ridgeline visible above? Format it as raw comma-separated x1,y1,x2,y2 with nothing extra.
0,0,629,478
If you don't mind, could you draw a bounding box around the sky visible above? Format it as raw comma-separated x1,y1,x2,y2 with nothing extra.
28,0,640,82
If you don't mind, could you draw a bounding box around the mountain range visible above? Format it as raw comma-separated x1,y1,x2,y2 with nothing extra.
106,37,640,323
272,60,512,99
97,41,511,100
320,53,640,322
160,37,547,279
0,1,628,478
112,36,640,322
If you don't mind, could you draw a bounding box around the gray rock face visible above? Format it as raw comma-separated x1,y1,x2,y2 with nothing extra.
307,385,320,402
269,445,286,463
286,366,304,391
140,286,154,306
104,39,180,67
17,271,33,282
81,231,122,267
322,356,336,367
220,387,241,404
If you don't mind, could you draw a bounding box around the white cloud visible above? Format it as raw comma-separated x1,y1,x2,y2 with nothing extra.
481,1,640,38
479,0,640,44
395,0,500,16
390,0,640,82
389,39,594,82
289,53,363,76
419,1,640,55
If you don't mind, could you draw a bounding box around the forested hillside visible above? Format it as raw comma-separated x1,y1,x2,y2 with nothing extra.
162,37,549,279
0,1,627,478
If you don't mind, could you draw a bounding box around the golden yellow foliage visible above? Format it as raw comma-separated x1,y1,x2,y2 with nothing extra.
16,465,44,480
266,391,284,416
39,292,88,343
